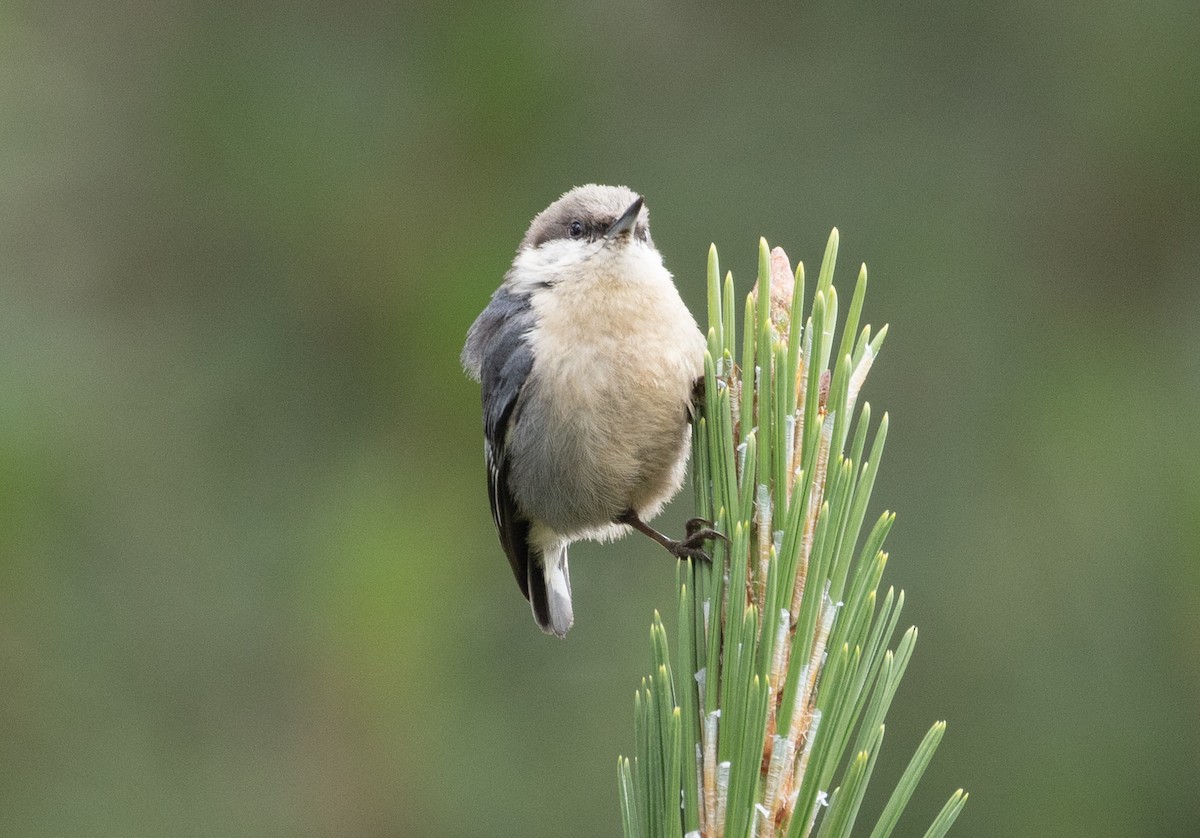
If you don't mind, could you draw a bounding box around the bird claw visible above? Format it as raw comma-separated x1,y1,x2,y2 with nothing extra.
685,517,729,543
674,517,729,564
670,542,714,564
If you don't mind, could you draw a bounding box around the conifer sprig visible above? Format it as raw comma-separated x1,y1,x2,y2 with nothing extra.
619,232,966,838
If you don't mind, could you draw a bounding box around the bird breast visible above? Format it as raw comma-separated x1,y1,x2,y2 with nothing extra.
512,244,706,537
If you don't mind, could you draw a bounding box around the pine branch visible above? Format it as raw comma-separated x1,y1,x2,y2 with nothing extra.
619,232,966,838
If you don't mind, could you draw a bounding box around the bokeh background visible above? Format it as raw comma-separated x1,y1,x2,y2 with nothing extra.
3,2,1198,836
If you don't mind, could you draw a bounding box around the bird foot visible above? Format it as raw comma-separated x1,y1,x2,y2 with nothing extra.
674,517,729,564
618,510,727,564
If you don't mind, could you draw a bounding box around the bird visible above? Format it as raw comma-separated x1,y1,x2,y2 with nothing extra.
461,184,720,637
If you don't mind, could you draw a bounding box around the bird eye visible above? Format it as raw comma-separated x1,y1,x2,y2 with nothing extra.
568,220,585,239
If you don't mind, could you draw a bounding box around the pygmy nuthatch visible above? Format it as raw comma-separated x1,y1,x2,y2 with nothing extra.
462,184,721,637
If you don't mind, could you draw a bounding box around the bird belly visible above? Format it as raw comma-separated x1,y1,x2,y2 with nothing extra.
511,262,705,539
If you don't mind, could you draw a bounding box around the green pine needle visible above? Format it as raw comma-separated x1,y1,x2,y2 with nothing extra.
923,790,969,838
869,722,948,838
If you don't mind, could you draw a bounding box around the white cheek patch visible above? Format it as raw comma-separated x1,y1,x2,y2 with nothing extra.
508,238,666,297
612,240,667,275
507,240,597,294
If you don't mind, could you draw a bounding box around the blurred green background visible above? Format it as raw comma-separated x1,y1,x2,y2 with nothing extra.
2,2,1198,836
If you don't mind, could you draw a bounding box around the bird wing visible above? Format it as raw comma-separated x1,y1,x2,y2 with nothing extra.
475,291,537,601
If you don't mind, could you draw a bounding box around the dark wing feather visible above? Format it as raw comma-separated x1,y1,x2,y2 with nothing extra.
477,291,537,601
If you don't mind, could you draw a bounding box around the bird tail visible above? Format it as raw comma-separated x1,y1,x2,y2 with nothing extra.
528,542,573,638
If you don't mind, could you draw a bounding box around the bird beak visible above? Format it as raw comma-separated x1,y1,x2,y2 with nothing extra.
605,197,644,239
